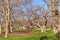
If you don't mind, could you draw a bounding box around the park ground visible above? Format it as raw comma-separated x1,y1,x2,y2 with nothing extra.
0,28,59,40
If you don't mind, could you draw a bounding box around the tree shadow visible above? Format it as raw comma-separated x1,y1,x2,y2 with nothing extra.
40,36,48,40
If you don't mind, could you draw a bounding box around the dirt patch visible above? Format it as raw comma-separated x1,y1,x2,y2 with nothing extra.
0,30,33,37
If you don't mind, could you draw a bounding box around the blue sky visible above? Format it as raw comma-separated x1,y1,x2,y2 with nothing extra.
32,0,47,9
32,0,44,6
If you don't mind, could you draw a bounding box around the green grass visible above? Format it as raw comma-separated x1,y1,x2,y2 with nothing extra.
0,36,38,40
0,28,59,40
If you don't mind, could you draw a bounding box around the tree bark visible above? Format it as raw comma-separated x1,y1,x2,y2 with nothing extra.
41,25,46,32
0,24,1,34
51,0,57,33
4,16,9,37
5,0,11,37
58,0,60,32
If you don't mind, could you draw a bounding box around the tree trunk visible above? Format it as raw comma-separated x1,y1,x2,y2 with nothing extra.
5,0,11,37
53,26,58,34
41,25,46,32
0,25,1,34
51,0,57,33
57,1,60,37
10,26,13,33
58,0,60,33
4,18,9,37
8,22,13,33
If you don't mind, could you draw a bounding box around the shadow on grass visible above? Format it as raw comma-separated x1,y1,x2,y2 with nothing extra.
40,36,48,40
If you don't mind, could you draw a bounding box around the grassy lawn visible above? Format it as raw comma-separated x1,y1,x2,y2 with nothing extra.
0,28,59,40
